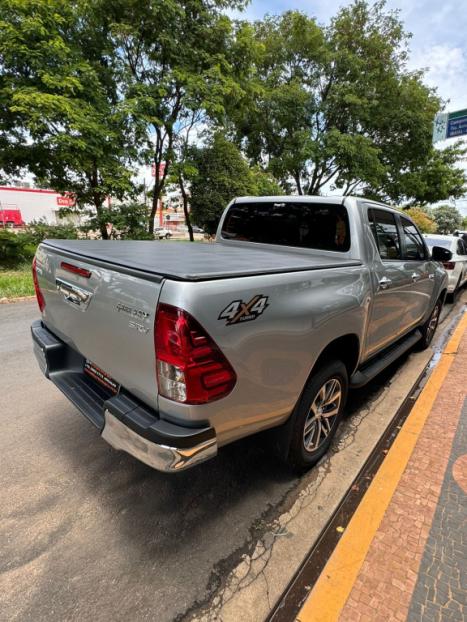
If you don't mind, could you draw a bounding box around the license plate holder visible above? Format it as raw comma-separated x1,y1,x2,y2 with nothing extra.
84,360,120,395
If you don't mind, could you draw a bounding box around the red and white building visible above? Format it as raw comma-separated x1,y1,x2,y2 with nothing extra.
0,185,79,225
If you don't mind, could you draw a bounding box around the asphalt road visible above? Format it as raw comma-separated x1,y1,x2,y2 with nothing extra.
0,295,464,622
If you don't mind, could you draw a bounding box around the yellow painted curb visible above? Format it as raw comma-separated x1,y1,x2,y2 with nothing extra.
297,311,467,622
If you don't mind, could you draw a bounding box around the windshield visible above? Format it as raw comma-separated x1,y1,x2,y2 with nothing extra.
221,202,351,252
423,237,452,250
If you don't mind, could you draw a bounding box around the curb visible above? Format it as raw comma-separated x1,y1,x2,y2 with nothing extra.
0,295,36,304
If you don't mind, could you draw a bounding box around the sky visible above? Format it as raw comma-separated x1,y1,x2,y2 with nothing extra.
232,0,467,112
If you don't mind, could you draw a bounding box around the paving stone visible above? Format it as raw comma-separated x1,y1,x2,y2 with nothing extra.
407,398,467,622
337,330,467,622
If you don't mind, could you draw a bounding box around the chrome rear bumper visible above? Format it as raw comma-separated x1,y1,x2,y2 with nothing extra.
101,411,217,472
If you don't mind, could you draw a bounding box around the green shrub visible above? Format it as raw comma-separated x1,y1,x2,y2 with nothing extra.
26,219,79,244
0,220,79,267
0,230,35,264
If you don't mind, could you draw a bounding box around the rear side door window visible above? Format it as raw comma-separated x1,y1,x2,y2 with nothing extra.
369,209,402,260
399,217,427,260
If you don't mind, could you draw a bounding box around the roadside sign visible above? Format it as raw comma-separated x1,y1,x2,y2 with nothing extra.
433,108,467,142
151,163,166,177
446,108,467,138
56,195,75,207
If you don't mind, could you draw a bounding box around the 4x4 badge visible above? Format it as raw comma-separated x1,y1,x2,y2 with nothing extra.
219,295,269,326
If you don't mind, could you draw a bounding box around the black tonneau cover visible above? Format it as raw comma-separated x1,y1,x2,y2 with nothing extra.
43,239,361,282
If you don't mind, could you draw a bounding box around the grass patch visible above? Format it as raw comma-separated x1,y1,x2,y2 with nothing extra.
0,262,34,299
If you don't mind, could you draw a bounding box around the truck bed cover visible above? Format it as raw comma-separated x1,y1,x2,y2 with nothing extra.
43,239,361,282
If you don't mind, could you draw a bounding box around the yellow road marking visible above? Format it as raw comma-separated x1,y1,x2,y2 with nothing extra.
297,312,467,622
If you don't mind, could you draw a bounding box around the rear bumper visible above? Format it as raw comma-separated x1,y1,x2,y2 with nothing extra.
31,320,217,472
446,270,460,293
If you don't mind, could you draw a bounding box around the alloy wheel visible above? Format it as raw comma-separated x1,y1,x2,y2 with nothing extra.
303,377,342,452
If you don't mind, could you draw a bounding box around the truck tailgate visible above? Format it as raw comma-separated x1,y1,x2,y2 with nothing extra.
35,243,162,409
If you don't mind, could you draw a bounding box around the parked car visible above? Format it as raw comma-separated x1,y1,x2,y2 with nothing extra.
154,227,172,239
423,234,467,296
191,225,204,233
31,196,450,473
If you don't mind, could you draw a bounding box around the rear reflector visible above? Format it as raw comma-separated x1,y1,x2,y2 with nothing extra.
155,303,236,404
32,257,45,312
61,261,92,278
442,261,455,270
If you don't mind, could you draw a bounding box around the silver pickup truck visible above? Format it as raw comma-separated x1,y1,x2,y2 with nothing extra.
31,197,451,472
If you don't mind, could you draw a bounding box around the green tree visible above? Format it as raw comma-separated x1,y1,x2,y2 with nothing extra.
388,143,467,206
430,204,463,234
0,0,140,239
249,166,284,196
189,133,280,233
227,2,466,203
112,0,246,234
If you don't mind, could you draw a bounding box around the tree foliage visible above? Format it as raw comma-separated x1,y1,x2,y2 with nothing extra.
0,0,139,239
189,133,283,232
400,207,437,233
82,202,154,239
227,2,466,203
0,0,466,238
430,204,463,235
111,0,246,232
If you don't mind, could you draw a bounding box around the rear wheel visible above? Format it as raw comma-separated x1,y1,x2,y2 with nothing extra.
285,360,348,471
417,299,442,350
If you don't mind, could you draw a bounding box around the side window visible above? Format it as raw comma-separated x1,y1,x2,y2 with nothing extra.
400,217,427,260
370,209,402,260
457,240,466,256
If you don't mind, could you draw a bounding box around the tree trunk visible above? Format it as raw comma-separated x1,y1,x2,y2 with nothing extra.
94,200,108,240
179,174,193,242
149,186,160,235
294,172,303,195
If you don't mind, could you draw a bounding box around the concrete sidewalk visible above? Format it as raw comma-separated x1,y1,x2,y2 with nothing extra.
297,311,467,622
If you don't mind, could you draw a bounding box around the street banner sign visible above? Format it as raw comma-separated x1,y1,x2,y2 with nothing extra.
433,108,467,142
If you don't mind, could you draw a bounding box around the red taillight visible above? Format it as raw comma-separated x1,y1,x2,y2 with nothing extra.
155,303,236,404
443,261,455,270
60,261,91,278
32,257,45,312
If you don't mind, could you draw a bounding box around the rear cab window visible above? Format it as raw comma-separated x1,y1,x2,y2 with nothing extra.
221,201,351,252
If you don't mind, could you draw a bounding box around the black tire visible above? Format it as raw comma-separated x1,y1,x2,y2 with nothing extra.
285,360,348,471
165,233,171,239
417,299,442,350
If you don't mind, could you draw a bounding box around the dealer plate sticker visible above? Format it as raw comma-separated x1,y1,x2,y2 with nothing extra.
84,360,120,394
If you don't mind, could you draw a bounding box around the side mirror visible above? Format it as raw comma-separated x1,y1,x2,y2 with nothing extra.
431,246,452,262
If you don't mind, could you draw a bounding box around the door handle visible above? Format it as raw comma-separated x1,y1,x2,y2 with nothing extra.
379,276,392,290
411,272,421,282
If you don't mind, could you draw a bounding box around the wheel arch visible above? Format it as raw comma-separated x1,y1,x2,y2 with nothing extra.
311,334,361,379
